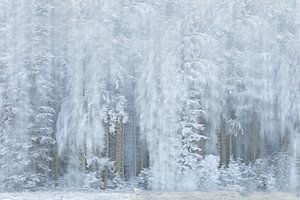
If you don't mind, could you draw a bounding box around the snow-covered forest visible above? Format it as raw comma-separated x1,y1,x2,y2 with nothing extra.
0,0,300,194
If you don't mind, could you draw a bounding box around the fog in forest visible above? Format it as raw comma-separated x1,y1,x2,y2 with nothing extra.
0,0,300,194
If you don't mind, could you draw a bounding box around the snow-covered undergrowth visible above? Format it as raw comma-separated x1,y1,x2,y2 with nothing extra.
0,192,298,200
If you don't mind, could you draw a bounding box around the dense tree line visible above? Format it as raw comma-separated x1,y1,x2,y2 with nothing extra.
0,0,299,192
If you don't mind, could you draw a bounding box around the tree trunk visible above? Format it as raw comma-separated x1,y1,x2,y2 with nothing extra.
54,152,59,182
219,126,227,167
103,126,109,190
229,135,232,159
115,121,123,177
141,143,144,170
252,116,256,161
260,134,264,159
32,160,36,174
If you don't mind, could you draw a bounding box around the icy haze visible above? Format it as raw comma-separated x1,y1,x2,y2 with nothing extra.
0,0,299,194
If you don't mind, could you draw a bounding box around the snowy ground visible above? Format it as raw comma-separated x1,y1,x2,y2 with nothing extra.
0,192,298,200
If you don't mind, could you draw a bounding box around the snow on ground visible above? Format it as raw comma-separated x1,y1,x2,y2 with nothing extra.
0,192,298,200
0,192,136,200
137,192,298,200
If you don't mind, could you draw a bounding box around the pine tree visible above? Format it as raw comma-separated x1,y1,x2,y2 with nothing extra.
29,0,56,187
0,0,35,191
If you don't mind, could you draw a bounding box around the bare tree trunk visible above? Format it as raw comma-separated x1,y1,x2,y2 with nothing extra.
54,152,59,182
32,160,36,174
103,126,109,190
219,126,227,167
243,144,247,163
141,143,144,170
282,132,288,152
92,140,97,172
252,117,256,161
115,121,123,177
83,140,87,171
229,134,232,159
46,160,50,176
260,134,264,159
